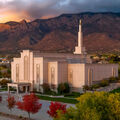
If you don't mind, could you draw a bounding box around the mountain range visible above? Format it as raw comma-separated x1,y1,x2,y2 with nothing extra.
0,12,120,54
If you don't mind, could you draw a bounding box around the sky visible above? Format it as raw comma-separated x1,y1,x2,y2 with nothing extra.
0,0,120,23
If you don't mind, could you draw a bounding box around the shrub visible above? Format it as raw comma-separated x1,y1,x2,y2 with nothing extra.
51,84,56,90
99,80,109,87
57,83,65,94
42,83,50,94
91,84,100,90
0,79,11,87
83,85,91,91
48,90,57,96
64,83,70,93
57,83,70,94
109,77,118,83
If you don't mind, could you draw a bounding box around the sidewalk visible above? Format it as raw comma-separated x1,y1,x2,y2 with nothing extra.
96,83,120,92
0,92,73,120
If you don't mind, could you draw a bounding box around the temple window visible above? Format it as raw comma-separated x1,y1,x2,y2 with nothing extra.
36,64,40,83
51,67,55,85
24,56,28,81
68,70,73,85
88,68,93,85
16,64,19,82
112,68,116,77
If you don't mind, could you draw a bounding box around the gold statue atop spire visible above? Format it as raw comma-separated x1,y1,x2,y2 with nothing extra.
80,19,82,25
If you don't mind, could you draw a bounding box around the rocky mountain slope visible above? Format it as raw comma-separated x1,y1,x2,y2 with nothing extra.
0,12,120,54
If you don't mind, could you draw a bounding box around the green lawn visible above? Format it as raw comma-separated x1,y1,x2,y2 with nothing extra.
110,88,120,93
37,95,78,104
64,92,82,98
0,88,7,92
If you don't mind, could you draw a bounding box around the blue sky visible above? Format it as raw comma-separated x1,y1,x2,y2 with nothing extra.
0,0,120,22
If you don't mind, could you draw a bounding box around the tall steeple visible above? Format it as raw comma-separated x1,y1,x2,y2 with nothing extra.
78,19,82,47
74,19,86,54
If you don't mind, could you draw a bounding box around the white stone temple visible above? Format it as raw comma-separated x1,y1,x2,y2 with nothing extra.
9,20,118,93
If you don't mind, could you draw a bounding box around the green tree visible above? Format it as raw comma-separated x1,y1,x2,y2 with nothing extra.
0,79,11,87
55,92,120,120
57,83,70,94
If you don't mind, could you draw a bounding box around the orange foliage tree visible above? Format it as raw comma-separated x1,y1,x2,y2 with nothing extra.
7,95,16,111
16,93,42,119
47,102,66,118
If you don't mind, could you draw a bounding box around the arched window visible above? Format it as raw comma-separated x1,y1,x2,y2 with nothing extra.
51,67,55,85
24,56,28,81
68,70,73,85
16,64,19,82
36,64,40,84
88,68,93,86
112,68,116,77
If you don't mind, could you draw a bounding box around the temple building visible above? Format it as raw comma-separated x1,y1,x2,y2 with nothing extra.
9,20,118,93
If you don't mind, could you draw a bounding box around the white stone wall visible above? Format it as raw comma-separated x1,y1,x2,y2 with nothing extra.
33,57,44,90
11,58,21,82
85,64,119,85
68,64,85,88
48,62,58,86
58,62,68,84
11,50,119,92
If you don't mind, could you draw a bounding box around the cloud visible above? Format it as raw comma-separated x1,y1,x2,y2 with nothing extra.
0,0,120,22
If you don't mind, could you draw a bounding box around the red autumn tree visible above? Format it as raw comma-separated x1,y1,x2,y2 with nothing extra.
47,102,66,118
16,93,42,119
7,95,16,111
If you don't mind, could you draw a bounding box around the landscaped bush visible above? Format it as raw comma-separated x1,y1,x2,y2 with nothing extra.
57,83,66,94
42,83,50,94
46,90,57,96
9,87,16,91
63,83,70,93
83,80,109,92
99,80,109,87
83,85,91,91
82,77,120,92
109,77,118,83
91,84,100,90
57,83,70,94
0,79,11,88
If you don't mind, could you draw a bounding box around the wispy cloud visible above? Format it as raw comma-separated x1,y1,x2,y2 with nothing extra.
0,0,120,22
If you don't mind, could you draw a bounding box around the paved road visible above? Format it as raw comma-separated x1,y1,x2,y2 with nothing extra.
0,92,73,120
0,116,15,120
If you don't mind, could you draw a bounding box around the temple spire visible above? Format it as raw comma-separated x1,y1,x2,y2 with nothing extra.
79,19,82,32
78,19,82,47
74,19,86,54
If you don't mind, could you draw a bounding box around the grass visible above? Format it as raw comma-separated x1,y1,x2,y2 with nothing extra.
37,94,78,104
64,92,82,98
0,88,7,92
110,88,120,93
